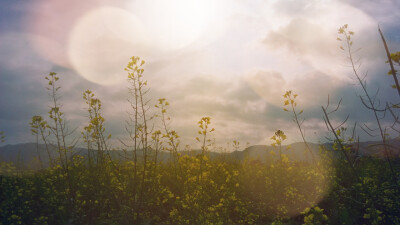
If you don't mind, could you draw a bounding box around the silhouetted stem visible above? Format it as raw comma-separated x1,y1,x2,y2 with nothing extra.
322,106,359,181
379,26,400,97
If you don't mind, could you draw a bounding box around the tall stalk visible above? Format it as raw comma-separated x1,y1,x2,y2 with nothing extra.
30,115,52,168
283,90,317,164
196,117,214,183
337,24,397,183
125,56,153,221
378,26,400,96
45,72,76,221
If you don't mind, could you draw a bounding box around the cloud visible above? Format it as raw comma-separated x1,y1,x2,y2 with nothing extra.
0,33,53,73
245,70,287,105
262,1,379,77
288,70,344,106
244,69,346,108
339,0,400,27
0,32,53,144
263,18,336,58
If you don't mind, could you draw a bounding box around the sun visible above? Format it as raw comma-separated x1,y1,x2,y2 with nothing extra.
130,0,221,51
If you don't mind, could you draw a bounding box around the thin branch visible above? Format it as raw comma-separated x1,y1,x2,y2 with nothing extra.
379,25,400,96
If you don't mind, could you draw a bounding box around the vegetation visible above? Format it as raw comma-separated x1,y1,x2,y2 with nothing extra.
1,25,400,224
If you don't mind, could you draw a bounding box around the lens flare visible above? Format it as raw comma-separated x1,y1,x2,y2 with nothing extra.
68,7,147,85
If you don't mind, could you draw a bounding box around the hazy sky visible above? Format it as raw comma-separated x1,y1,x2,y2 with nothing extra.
1,0,400,149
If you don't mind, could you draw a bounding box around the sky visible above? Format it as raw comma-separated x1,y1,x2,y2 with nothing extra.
1,0,400,150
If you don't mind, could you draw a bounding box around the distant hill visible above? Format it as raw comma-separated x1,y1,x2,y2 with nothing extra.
230,142,325,162
0,139,399,169
0,143,175,169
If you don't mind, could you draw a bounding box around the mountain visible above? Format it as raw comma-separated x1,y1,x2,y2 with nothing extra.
0,143,175,169
231,142,325,162
0,139,399,169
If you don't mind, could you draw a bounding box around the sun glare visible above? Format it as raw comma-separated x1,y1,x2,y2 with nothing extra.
131,0,220,50
67,1,223,85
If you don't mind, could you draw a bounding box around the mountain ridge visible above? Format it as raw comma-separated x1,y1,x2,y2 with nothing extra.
1,139,399,169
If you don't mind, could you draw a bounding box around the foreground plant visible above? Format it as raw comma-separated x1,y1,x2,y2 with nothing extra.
283,90,317,164
271,129,289,162
337,24,398,185
30,115,51,168
82,90,111,166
